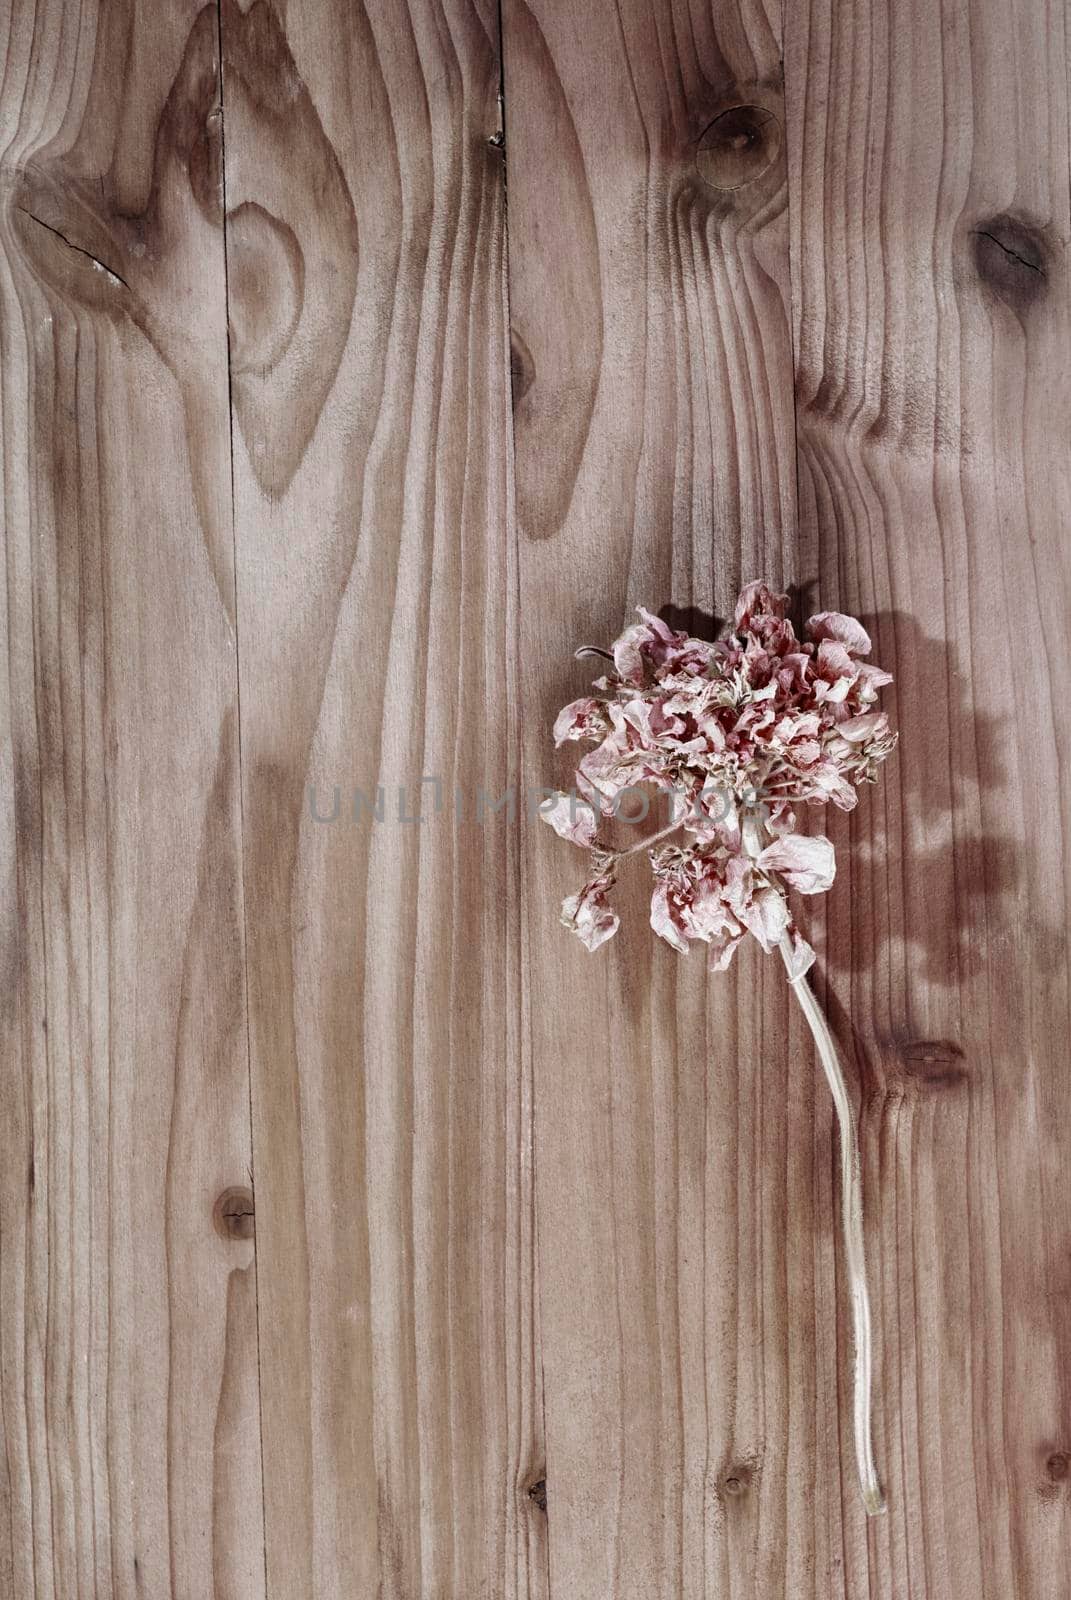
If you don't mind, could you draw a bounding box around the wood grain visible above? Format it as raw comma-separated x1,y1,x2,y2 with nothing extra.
0,2,264,1597
503,2,818,1595
4,0,1070,1594
221,1,544,1596
784,0,1071,1594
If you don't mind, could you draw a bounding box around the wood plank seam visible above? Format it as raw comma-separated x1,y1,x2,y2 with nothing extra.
214,0,271,1594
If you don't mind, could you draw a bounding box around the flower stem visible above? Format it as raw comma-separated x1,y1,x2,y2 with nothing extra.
609,815,688,859
778,932,887,1517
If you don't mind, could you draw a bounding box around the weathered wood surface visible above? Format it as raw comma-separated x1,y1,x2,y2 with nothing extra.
1,0,1068,1596
784,2,1071,1594
0,1,264,1596
503,1,813,1595
220,1,543,1596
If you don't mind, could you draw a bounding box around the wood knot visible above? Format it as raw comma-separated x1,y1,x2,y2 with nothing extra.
895,1039,968,1091
696,105,781,191
213,1186,255,1241
526,1477,547,1513
972,215,1048,311
226,202,304,376
1045,1450,1069,1483
9,180,131,310
718,1461,753,1499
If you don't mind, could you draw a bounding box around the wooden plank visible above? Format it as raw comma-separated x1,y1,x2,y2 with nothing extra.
220,2,543,1595
784,0,1071,1594
502,2,817,1594
0,3,264,1597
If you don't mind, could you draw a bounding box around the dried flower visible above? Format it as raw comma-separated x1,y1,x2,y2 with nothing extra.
540,580,896,964
540,581,896,1518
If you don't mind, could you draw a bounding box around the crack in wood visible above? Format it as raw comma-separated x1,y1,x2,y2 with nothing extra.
972,228,1045,275
16,206,129,289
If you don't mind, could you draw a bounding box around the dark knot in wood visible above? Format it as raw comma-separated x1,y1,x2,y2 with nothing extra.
719,1462,753,1499
213,1186,255,1241
972,215,1048,310
896,1038,968,1091
696,106,782,191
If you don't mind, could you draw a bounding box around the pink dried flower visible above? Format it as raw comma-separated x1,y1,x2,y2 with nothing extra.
541,580,896,1518
540,581,896,964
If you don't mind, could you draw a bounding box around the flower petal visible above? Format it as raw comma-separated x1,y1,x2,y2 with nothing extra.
635,605,680,641
734,579,789,633
738,883,791,952
836,710,886,743
806,609,872,656
815,638,858,681
561,874,620,951
757,833,836,894
650,882,690,953
553,697,610,746
761,800,798,837
611,609,686,685
539,791,598,847
782,925,816,980
708,923,747,971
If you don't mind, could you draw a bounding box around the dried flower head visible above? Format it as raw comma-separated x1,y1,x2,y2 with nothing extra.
541,581,896,974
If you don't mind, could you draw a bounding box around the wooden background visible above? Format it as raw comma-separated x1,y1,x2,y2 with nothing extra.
2,0,1069,1595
